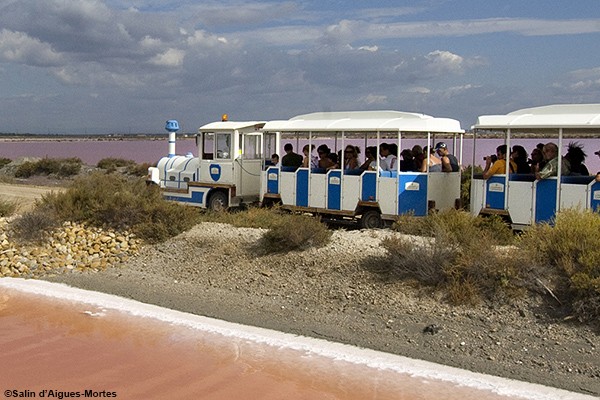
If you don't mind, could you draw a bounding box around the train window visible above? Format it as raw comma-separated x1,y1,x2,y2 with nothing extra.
243,134,261,159
215,133,231,159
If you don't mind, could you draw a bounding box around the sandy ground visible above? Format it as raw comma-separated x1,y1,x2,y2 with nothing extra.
1,182,599,397
0,182,64,213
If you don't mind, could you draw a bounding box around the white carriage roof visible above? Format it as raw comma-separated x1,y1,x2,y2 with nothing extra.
474,104,600,130
263,111,463,133
198,121,266,132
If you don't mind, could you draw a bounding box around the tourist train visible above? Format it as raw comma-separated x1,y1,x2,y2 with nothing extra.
470,104,600,229
147,104,600,229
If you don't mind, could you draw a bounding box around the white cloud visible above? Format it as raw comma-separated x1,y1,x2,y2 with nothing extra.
0,29,63,66
358,45,378,52
425,50,465,74
186,30,230,47
405,87,431,94
149,48,185,66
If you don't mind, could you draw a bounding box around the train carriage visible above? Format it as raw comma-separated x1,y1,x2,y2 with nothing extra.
470,104,600,229
260,111,464,228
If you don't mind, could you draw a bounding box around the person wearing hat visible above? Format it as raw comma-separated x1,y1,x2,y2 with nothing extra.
435,142,460,172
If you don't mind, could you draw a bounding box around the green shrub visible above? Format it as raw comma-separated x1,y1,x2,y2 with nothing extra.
97,158,152,177
11,204,60,243
199,205,286,229
0,158,11,169
518,209,600,323
14,157,82,178
97,157,136,170
392,209,514,246
0,197,18,217
259,213,332,253
14,161,37,178
460,165,483,211
125,162,152,177
37,172,201,243
384,209,520,305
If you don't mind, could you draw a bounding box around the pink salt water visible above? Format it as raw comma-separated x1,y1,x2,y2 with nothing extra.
0,280,592,400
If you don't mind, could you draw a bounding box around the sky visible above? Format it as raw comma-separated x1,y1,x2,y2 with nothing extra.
1,0,600,134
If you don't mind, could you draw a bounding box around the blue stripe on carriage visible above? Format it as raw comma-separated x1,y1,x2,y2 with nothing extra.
535,179,557,224
398,174,428,216
296,169,309,207
361,171,377,201
327,170,342,210
591,181,600,212
485,176,507,210
266,167,279,194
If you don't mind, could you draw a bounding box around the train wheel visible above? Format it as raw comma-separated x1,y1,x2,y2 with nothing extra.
359,210,383,229
208,191,229,211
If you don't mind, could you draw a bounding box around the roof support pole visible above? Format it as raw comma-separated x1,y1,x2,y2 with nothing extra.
505,129,511,210
556,128,563,214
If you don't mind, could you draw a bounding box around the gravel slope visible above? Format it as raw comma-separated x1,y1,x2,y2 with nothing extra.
46,222,600,397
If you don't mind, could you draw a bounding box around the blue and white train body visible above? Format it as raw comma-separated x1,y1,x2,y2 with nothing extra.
260,111,464,228
470,104,600,229
147,119,266,210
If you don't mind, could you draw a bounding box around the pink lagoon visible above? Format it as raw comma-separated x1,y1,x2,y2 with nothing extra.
0,279,593,400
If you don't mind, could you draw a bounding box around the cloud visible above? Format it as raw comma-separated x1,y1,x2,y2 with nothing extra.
149,48,185,66
552,67,600,94
360,94,388,105
0,29,63,66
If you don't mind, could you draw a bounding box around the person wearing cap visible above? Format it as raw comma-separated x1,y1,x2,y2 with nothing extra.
435,142,460,172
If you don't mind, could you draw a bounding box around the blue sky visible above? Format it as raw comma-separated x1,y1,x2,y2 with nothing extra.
1,0,600,134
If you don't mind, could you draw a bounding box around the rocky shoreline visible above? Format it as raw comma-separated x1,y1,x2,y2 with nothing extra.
0,218,139,278
38,222,599,397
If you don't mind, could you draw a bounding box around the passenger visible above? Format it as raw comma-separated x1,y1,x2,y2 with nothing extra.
281,143,303,167
534,142,570,180
510,145,530,174
529,147,545,173
435,142,460,172
328,152,339,170
379,143,397,171
317,144,335,169
400,149,417,172
343,145,360,170
482,145,516,179
301,144,318,168
411,145,425,171
565,142,589,176
359,146,378,171
271,153,280,167
420,146,442,172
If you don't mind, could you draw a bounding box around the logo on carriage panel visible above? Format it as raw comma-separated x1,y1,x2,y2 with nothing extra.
268,172,278,181
593,190,600,201
329,176,341,185
209,164,221,181
489,183,504,192
404,182,420,191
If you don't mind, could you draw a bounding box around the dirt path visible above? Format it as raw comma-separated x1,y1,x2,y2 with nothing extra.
0,183,64,212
